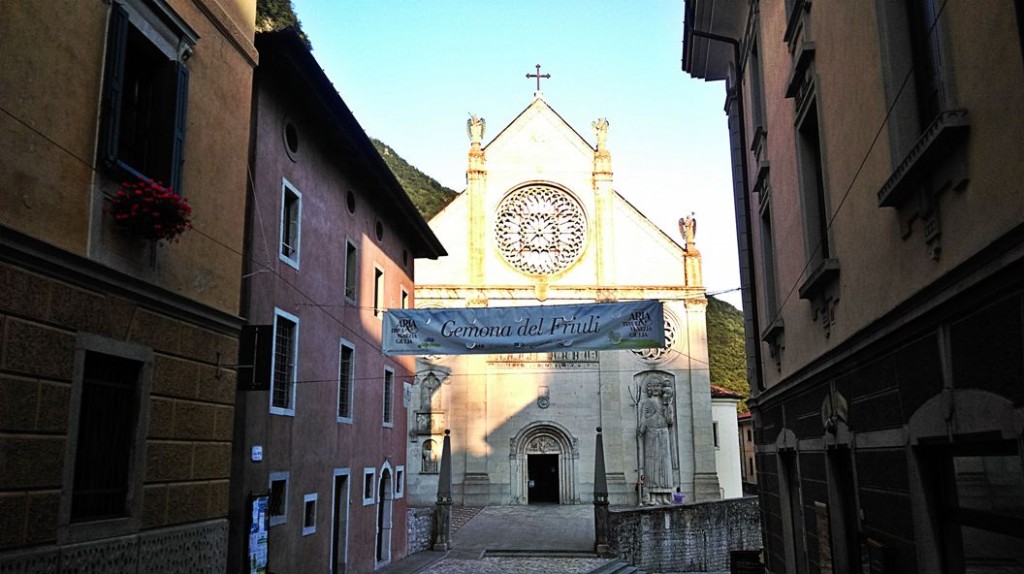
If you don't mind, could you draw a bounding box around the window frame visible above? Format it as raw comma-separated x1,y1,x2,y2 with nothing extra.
100,0,197,194
373,265,385,319
337,338,355,424
394,466,405,499
382,366,395,428
344,239,358,304
269,471,290,527
362,468,376,506
58,334,153,544
279,179,302,269
270,308,299,416
302,492,318,536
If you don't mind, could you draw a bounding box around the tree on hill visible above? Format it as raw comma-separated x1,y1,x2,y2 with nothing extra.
256,0,311,49
371,139,458,220
706,296,749,412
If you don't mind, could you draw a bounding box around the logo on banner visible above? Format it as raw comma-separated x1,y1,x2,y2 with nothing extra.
390,318,418,345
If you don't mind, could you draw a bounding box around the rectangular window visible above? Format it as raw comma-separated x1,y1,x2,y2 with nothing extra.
713,421,720,448
100,1,196,193
797,101,831,265
362,468,375,505
271,309,298,415
760,199,780,319
401,287,409,310
906,0,943,131
269,471,290,526
337,339,355,422
382,367,394,427
748,39,767,133
373,267,384,318
395,467,405,499
302,493,317,536
344,241,358,302
71,352,143,522
280,180,302,268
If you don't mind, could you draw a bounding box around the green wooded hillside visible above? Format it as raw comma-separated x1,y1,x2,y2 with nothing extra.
706,296,749,411
372,139,458,220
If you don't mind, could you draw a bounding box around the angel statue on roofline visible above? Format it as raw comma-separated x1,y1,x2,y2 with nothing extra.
679,212,697,251
467,114,486,144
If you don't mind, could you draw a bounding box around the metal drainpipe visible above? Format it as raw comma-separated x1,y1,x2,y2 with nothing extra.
688,29,766,394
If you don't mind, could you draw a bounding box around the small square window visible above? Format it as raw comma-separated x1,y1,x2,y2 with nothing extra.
302,493,317,536
362,468,375,505
269,472,289,526
280,180,302,268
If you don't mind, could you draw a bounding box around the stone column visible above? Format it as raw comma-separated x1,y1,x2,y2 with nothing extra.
593,427,612,556
432,429,453,550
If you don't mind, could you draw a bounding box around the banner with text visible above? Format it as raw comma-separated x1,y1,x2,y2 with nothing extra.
383,300,664,355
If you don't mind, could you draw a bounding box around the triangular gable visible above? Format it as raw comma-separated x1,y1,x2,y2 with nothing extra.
483,98,595,158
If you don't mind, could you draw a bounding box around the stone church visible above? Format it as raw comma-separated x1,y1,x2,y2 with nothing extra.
404,89,722,507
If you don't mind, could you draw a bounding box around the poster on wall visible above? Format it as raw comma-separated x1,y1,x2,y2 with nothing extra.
383,300,665,355
249,495,269,574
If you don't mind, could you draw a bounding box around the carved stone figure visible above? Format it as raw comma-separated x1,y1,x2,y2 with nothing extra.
679,213,697,252
467,114,486,144
637,374,674,501
592,117,609,151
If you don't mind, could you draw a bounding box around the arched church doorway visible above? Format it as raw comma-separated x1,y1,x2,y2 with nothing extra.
509,421,580,504
375,467,393,565
527,453,559,503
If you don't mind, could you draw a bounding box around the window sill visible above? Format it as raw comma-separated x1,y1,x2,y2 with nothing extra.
877,109,970,208
270,406,295,417
798,258,839,300
279,252,300,270
759,316,784,343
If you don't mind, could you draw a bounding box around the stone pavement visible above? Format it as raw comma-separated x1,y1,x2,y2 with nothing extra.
380,504,615,574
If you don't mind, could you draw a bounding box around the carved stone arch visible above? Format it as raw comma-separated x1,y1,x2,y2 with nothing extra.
508,421,580,505
907,389,1021,444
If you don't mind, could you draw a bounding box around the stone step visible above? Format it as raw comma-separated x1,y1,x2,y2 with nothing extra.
584,559,647,574
483,548,599,558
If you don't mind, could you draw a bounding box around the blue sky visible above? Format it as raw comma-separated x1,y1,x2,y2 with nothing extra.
290,0,741,308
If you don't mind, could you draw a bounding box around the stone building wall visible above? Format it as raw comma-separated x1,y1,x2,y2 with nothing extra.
608,497,761,573
0,254,238,572
406,507,434,555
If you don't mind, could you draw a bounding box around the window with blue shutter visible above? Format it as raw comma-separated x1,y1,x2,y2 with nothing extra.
100,1,196,194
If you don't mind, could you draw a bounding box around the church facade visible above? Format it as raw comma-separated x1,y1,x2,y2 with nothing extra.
405,94,723,507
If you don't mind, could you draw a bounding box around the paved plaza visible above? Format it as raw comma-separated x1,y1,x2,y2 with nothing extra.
381,504,615,574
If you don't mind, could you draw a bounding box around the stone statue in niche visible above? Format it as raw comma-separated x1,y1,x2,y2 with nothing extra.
637,372,675,504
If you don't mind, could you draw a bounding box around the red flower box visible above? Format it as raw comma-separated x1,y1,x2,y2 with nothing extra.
106,178,193,243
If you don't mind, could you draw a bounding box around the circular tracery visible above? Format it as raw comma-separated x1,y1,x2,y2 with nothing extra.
495,185,586,275
632,315,677,361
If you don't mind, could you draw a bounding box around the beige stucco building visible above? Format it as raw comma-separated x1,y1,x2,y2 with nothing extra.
405,94,725,507
0,1,255,571
684,0,1024,571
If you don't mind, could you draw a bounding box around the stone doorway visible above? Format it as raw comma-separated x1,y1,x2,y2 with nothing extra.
528,454,559,503
509,421,580,504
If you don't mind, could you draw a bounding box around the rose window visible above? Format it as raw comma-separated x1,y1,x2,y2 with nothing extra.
632,316,676,361
495,185,586,275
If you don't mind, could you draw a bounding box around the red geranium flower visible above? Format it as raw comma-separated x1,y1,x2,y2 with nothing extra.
105,177,193,243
